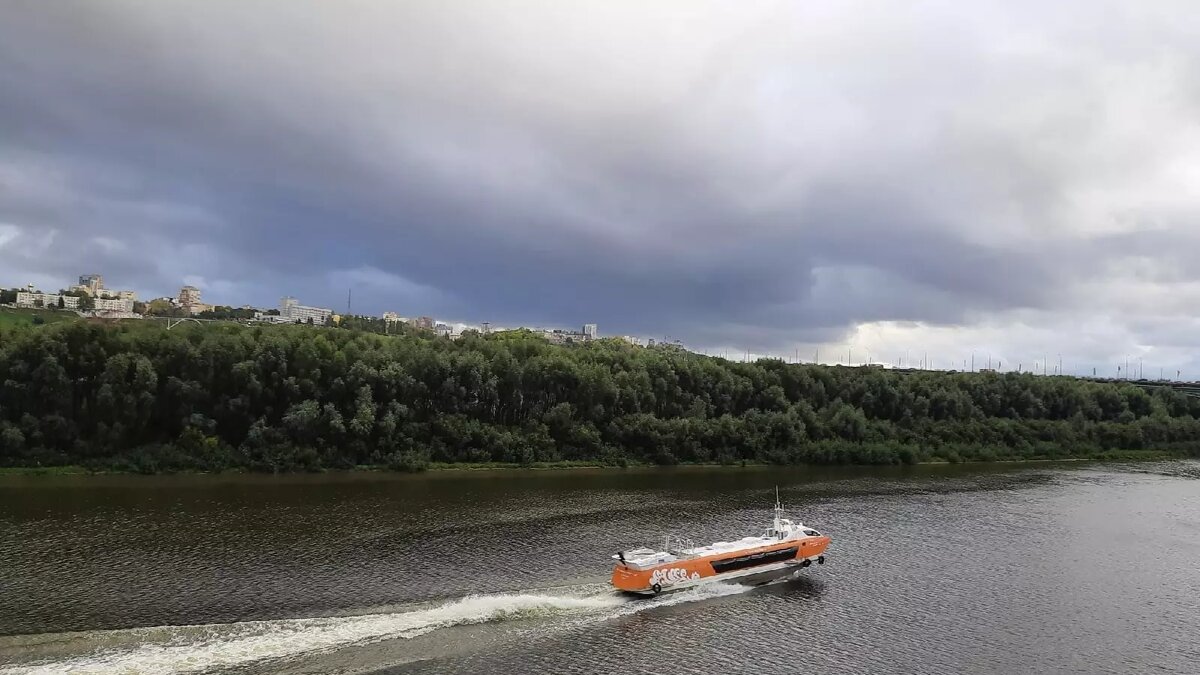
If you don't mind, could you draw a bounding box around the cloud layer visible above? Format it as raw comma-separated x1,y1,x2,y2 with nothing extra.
3,0,1199,375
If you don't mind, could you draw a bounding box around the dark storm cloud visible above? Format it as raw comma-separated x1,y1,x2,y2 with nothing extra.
3,0,1200,362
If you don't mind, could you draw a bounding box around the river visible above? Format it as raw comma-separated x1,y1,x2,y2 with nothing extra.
1,461,1198,674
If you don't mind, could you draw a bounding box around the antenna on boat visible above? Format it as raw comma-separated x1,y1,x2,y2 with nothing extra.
774,486,783,530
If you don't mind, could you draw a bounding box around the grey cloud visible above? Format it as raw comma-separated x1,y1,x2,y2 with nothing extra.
3,0,1200,365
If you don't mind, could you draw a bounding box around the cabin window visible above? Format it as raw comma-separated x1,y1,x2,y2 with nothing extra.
803,529,820,536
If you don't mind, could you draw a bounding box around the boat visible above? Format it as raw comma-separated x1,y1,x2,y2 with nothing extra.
611,489,830,595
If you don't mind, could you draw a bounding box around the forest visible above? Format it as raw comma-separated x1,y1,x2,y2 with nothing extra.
1,319,1198,473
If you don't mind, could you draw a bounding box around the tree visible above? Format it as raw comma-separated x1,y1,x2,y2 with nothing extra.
144,299,174,315
0,423,24,455
62,290,95,311
196,306,259,321
0,321,1196,473
57,296,65,309
826,403,868,442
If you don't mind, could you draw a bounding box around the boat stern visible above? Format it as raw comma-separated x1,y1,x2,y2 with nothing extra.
610,553,708,594
611,564,653,594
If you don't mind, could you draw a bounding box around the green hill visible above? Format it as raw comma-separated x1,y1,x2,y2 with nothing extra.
0,307,80,328
1,320,1197,473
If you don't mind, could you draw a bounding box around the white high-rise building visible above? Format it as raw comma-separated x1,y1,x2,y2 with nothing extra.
16,292,79,310
78,274,104,294
93,297,135,312
71,273,136,303
280,296,333,324
583,323,598,340
178,286,201,307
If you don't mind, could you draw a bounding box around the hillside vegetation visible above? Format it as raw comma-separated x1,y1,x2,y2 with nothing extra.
0,307,79,328
1,321,1198,473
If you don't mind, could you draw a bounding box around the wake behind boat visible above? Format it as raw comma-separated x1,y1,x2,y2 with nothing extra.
611,490,830,595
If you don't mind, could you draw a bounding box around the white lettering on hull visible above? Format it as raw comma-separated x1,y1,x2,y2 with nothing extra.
649,568,701,587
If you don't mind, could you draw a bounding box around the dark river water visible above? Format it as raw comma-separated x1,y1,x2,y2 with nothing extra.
1,461,1198,674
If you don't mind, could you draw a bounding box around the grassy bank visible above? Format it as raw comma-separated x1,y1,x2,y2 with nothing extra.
0,465,97,476
0,449,1188,477
0,307,80,328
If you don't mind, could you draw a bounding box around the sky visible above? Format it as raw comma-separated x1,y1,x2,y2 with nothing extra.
2,0,1200,377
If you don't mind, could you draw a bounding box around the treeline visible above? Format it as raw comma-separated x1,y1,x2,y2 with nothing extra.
1,321,1198,473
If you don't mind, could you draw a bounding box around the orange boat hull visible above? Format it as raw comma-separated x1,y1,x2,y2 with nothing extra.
611,535,830,593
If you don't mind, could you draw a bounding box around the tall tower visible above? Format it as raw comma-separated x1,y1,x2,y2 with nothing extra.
280,296,299,319
78,274,103,294
178,286,202,311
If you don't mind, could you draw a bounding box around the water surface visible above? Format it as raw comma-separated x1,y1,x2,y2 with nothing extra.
1,462,1198,674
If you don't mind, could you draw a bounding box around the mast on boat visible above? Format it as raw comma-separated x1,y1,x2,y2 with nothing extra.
773,486,783,531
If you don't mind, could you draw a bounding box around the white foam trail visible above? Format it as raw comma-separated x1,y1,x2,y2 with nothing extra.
599,580,751,620
1,593,620,675
1,581,756,675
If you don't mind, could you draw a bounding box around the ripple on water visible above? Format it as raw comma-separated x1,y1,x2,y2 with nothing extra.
2,462,1199,674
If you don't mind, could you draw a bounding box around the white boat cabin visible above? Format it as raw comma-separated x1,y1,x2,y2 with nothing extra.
613,494,822,570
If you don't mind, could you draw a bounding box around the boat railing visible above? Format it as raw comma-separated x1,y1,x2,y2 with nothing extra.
664,535,700,558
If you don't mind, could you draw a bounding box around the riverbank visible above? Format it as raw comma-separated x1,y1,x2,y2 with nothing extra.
5,322,1200,475
0,448,1185,477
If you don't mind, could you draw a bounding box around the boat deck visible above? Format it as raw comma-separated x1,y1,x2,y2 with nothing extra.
620,535,783,570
